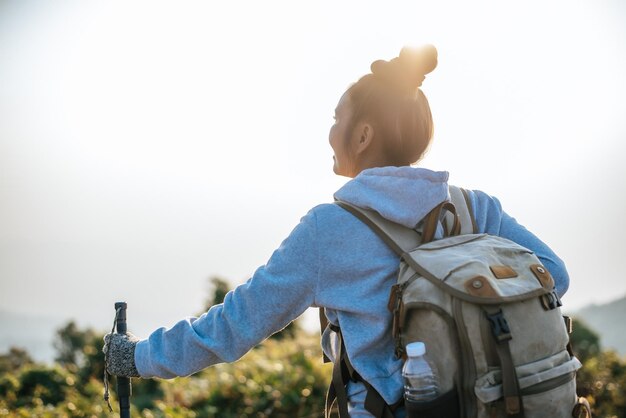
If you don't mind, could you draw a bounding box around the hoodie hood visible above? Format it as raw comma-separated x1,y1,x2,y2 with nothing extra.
334,166,450,228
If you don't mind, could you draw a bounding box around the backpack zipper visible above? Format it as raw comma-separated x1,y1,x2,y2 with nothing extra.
521,371,575,397
453,298,477,418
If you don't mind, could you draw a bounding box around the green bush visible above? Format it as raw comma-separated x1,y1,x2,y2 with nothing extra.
15,364,71,407
570,316,626,417
576,349,626,417
176,333,330,418
0,374,19,405
0,325,331,417
0,348,32,375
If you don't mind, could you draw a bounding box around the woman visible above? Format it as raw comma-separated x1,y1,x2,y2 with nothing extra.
104,45,569,417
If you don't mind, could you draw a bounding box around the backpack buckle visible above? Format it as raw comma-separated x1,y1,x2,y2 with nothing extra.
540,290,562,311
486,309,512,343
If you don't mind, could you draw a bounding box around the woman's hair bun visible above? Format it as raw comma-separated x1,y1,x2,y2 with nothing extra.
370,44,438,91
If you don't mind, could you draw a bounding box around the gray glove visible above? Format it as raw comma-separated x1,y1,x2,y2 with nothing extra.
103,332,141,378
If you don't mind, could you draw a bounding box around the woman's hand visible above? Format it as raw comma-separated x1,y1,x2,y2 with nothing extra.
103,332,141,378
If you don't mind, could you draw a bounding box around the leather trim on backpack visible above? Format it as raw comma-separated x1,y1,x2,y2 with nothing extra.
465,276,500,298
530,264,555,290
490,265,519,279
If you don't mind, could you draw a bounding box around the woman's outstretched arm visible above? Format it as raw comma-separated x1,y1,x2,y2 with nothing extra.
134,209,321,379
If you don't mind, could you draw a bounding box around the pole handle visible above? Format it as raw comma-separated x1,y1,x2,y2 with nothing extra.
114,302,131,418
115,302,127,333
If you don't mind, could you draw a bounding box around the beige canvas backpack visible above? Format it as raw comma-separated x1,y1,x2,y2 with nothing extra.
324,186,590,418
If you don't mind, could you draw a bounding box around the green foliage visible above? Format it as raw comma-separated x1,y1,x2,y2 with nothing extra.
53,321,96,370
571,318,601,364
0,373,19,404
0,321,330,417
50,320,106,388
0,348,32,374
577,349,626,417
178,333,331,417
131,377,165,410
76,331,106,387
0,375,111,417
15,364,71,407
569,316,626,417
204,276,231,310
267,320,301,341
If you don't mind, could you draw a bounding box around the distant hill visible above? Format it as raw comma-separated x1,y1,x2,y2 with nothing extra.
569,295,626,356
0,310,66,363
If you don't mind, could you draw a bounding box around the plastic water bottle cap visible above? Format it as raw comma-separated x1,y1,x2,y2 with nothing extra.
406,342,426,357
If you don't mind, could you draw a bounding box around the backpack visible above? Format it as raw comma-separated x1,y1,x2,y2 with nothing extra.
322,186,591,418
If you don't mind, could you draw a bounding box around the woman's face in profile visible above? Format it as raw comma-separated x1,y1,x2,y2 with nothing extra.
329,93,357,177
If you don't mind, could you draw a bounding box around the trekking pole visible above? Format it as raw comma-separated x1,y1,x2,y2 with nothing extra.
115,302,132,418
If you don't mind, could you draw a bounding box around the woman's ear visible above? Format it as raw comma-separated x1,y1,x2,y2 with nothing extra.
353,122,374,155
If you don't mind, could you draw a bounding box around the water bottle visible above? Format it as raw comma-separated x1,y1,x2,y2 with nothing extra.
402,342,439,403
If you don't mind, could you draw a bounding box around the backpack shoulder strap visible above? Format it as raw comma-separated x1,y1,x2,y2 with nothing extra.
335,201,421,256
447,185,477,234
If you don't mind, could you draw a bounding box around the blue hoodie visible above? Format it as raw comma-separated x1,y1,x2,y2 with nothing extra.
134,166,569,417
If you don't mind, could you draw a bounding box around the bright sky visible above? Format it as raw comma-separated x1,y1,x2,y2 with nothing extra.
1,0,625,339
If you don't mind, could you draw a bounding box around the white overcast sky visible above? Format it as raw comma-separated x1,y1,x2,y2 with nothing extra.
1,0,625,338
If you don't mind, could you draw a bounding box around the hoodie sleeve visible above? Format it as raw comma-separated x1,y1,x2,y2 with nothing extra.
134,209,320,378
467,189,570,297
